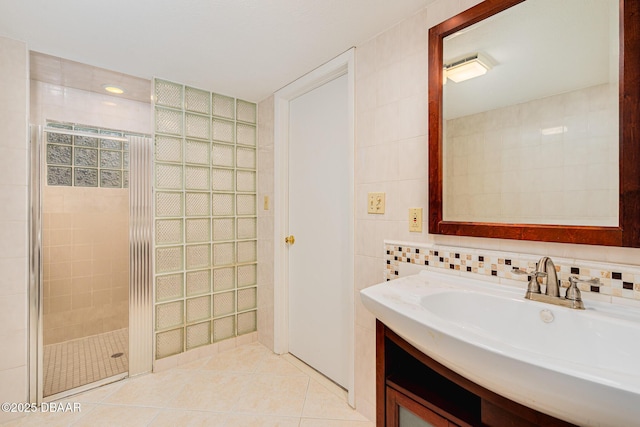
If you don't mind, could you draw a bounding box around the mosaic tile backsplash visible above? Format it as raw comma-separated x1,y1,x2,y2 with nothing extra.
385,241,640,302
45,121,147,189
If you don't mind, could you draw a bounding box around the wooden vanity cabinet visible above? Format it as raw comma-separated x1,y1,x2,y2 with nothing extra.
377,320,575,427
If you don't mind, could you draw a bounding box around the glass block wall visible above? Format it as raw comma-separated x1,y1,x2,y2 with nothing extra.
153,79,258,359
45,121,140,188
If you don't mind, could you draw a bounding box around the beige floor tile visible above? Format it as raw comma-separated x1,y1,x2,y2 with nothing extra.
203,342,270,373
147,409,227,427
169,371,252,412
174,356,211,370
72,404,160,427
233,373,309,417
103,370,190,407
61,379,125,403
302,380,369,421
255,353,308,377
299,419,375,427
2,403,97,427
224,414,301,427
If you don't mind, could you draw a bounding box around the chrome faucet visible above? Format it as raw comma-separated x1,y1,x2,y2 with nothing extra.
514,256,596,310
536,256,559,297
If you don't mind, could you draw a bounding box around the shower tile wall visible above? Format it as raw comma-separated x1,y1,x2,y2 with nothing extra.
42,186,129,344
154,79,258,360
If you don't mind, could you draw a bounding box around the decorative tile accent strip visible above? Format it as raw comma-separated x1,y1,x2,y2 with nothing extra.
384,241,640,301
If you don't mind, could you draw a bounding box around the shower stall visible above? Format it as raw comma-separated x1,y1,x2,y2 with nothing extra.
29,122,153,402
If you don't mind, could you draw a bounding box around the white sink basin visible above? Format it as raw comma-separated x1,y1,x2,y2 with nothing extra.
360,270,640,427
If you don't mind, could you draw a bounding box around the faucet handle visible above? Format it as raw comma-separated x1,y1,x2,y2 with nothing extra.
512,267,547,296
566,276,588,309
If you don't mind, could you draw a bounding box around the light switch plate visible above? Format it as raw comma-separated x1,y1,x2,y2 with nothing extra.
368,192,385,214
409,208,423,232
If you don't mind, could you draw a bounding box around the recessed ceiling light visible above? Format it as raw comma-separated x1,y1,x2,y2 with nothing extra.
102,84,125,94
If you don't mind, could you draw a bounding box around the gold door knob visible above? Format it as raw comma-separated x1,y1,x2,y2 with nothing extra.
285,235,295,245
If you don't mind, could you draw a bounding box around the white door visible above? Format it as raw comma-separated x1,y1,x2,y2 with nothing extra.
287,73,350,388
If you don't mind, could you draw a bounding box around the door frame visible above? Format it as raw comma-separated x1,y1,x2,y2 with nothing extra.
273,48,355,406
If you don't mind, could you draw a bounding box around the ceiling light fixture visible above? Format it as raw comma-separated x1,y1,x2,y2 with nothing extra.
541,126,568,136
444,53,492,83
102,84,125,94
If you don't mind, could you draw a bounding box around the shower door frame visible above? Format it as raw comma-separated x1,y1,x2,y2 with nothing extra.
28,125,154,403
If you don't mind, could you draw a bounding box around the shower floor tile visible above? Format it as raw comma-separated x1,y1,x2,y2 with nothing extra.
43,328,128,397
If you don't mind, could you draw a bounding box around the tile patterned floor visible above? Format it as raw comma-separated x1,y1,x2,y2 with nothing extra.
44,328,129,397
7,342,373,427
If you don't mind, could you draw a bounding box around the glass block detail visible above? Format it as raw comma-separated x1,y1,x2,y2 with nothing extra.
236,147,256,169
187,295,211,323
236,123,256,146
213,217,235,241
47,144,72,165
100,170,122,188
186,270,211,296
213,267,235,292
156,107,183,136
186,113,210,140
212,168,234,191
156,328,184,359
212,118,235,143
237,264,257,288
237,287,257,311
74,147,98,167
156,163,183,190
212,143,234,167
186,322,211,350
186,244,210,270
155,79,183,109
186,218,210,243
100,138,122,151
156,219,183,245
213,316,235,342
237,311,257,335
236,194,256,216
237,217,256,240
156,273,184,302
156,246,183,273
185,140,209,165
237,170,256,192
156,300,184,330
213,291,235,317
153,80,259,357
156,192,183,217
236,100,257,124
212,93,235,119
213,242,235,266
185,166,210,191
213,193,235,216
100,150,122,169
185,86,210,114
47,132,72,145
74,168,98,187
156,136,183,163
185,192,210,216
124,152,130,168
74,135,98,147
124,171,129,188
237,240,257,264
47,166,72,186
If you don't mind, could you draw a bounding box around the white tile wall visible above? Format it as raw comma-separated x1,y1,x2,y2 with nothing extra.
352,0,640,422
0,35,29,424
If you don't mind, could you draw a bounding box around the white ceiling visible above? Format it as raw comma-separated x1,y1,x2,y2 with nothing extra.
443,0,617,119
1,0,435,102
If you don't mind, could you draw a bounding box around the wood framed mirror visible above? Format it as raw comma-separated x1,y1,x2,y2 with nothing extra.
428,0,640,247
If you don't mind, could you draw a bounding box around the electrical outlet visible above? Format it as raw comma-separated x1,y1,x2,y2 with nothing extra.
367,192,385,214
409,208,423,232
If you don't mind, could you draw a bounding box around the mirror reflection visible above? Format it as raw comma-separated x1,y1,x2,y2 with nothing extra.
442,0,619,226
